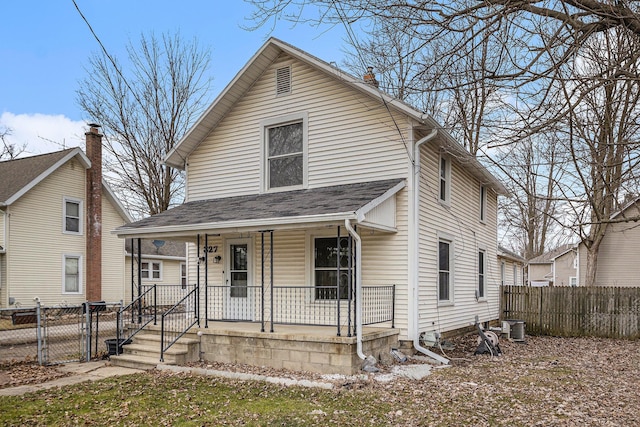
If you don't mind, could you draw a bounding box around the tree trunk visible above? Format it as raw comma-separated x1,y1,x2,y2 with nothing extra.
584,244,600,287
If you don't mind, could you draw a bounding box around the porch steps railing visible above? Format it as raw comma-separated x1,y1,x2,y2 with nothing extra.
160,287,198,362
117,285,157,351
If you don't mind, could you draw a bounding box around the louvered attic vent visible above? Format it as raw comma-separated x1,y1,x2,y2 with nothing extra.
276,66,291,95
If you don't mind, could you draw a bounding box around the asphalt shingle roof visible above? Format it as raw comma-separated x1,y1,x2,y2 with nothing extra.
125,239,186,258
117,179,405,233
0,148,77,204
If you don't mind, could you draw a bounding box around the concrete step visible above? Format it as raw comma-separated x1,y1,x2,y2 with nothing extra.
109,353,164,370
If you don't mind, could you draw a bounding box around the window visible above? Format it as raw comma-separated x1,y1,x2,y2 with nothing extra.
63,255,82,294
513,265,518,286
314,236,351,300
569,276,578,287
180,263,187,289
439,156,450,203
479,185,487,222
63,198,82,234
438,240,452,302
478,250,486,299
141,261,162,281
262,113,307,191
500,261,506,286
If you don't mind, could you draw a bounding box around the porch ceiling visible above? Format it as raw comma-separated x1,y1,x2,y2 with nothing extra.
114,179,405,238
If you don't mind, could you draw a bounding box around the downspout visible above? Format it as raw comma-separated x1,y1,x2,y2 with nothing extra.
344,219,366,360
411,129,449,365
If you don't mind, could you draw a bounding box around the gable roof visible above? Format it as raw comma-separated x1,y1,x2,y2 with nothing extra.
0,148,133,223
528,243,576,264
165,37,507,195
115,179,405,238
0,148,90,206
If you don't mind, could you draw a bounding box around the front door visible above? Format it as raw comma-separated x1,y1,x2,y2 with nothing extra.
225,239,253,320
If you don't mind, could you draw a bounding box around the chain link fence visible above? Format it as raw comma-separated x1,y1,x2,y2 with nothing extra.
0,301,122,366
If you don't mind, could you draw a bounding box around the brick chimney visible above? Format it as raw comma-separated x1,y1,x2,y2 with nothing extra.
85,123,103,302
363,66,379,88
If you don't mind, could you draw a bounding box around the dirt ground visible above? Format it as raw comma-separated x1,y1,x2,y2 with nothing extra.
2,334,639,425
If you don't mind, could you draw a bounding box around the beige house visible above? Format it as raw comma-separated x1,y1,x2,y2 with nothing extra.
498,246,526,286
124,239,186,305
577,199,640,287
527,244,578,286
0,129,132,308
114,38,506,372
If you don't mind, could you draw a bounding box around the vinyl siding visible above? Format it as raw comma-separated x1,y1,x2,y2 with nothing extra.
579,204,640,286
497,258,524,286
417,138,499,335
553,251,577,286
187,53,409,200
528,263,553,284
5,158,87,306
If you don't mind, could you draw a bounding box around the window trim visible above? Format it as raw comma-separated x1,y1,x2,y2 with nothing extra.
479,185,487,223
63,197,83,235
478,248,486,300
141,260,163,282
569,276,578,287
439,155,451,204
437,235,454,305
62,254,82,295
500,261,506,286
513,264,518,286
260,113,308,193
180,262,187,289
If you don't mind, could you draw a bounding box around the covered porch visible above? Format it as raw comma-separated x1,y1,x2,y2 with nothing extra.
115,180,406,373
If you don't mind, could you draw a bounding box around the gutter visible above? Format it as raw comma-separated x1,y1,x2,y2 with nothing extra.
344,219,367,361
410,129,449,365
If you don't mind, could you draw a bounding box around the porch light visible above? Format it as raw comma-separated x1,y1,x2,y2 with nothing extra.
214,255,222,263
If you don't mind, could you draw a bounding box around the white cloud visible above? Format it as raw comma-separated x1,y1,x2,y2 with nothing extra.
1,112,87,157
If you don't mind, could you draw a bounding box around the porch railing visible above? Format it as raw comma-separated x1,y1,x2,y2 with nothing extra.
160,286,198,362
117,285,157,354
205,285,264,323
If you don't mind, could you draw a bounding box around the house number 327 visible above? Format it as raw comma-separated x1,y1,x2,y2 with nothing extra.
203,245,218,253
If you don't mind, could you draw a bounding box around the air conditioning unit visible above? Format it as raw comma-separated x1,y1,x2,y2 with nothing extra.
502,319,526,342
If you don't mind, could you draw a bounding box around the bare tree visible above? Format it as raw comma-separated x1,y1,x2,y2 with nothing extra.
76,32,212,218
0,126,25,160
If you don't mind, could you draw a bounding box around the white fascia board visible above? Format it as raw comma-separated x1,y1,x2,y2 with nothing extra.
354,180,405,221
4,148,90,206
125,252,186,261
113,211,359,238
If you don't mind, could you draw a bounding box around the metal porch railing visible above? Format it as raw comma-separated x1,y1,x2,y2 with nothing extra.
160,286,198,362
116,285,157,355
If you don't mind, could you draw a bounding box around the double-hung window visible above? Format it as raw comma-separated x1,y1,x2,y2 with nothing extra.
438,239,452,302
478,249,486,299
63,254,82,294
479,185,487,222
314,236,351,300
141,261,162,281
267,122,303,189
439,156,450,203
63,198,82,234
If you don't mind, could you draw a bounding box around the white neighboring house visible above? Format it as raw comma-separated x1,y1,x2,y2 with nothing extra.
527,244,578,287
497,246,526,286
0,126,132,308
114,38,507,369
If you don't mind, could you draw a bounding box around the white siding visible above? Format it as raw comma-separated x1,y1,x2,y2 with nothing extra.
417,138,499,335
187,53,409,200
5,158,87,306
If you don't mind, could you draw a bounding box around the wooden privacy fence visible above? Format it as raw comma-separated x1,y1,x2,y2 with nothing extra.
501,285,640,339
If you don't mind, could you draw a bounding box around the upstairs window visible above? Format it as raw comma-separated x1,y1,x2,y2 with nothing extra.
64,198,82,234
439,156,451,203
480,185,487,222
267,122,303,189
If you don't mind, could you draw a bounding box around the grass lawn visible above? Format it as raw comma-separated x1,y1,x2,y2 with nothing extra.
0,371,399,426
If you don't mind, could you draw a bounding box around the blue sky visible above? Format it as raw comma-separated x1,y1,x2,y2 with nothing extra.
0,1,349,155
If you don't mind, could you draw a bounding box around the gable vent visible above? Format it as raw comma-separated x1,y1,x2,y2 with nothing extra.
276,66,291,95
